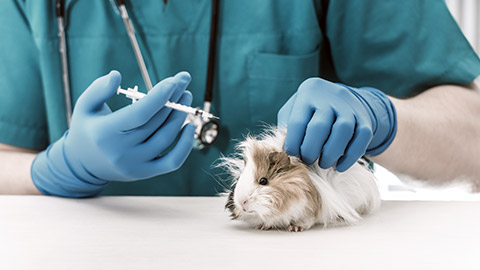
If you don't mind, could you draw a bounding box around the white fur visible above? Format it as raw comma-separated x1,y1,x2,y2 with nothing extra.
308,163,381,226
219,127,381,231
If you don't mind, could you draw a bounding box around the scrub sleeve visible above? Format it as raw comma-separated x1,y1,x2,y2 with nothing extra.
324,0,480,97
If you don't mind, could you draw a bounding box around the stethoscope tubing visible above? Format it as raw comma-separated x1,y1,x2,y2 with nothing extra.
56,0,220,147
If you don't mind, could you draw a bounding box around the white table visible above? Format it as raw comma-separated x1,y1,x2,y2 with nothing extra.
1,196,479,270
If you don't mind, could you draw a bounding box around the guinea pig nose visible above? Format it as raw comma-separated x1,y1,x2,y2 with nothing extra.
241,199,249,211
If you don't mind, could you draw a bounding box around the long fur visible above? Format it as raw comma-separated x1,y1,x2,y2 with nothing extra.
217,127,381,231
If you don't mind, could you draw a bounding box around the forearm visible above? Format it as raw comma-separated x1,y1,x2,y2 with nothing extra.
371,82,480,187
0,143,42,195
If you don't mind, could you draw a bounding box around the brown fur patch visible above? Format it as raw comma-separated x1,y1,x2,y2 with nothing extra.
250,142,321,218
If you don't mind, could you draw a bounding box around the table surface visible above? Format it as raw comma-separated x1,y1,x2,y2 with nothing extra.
1,196,479,270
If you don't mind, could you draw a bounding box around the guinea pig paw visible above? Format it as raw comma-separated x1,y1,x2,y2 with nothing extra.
287,225,304,232
255,224,271,231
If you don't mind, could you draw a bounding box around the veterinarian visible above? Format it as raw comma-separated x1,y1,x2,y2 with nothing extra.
1,0,479,197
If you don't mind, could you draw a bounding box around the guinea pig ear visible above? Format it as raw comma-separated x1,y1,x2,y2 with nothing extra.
268,151,290,168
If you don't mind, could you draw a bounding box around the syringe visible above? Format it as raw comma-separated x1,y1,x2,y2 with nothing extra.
117,86,219,120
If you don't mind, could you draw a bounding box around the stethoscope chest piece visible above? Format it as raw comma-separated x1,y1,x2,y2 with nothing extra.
187,112,220,150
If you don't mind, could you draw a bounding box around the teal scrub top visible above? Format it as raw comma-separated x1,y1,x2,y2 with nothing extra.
1,0,480,195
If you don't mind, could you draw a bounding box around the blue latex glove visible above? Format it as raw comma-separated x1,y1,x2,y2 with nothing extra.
278,78,397,172
31,71,195,197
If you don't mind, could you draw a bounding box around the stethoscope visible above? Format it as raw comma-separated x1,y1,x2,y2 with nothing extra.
56,0,220,149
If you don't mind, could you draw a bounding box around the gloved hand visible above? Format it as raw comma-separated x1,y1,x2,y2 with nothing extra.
31,71,195,197
277,78,397,172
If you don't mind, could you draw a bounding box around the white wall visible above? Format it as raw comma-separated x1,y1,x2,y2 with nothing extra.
445,0,480,54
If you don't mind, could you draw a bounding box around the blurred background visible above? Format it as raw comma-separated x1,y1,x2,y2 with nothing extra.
377,0,480,201
446,0,480,54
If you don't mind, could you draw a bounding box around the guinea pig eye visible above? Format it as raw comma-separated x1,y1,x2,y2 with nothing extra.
258,177,268,185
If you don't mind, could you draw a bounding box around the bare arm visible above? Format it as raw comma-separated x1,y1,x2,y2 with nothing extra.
371,80,480,189
0,143,42,195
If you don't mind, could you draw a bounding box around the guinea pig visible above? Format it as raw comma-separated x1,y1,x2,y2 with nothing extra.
219,127,381,232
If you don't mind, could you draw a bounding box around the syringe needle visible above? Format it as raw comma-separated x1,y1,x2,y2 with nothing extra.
165,102,219,120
